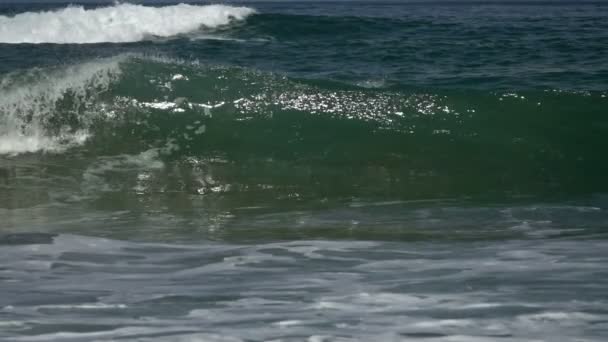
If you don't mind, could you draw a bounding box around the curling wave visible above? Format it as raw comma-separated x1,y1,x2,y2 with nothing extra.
0,56,124,154
0,3,255,44
1,54,608,201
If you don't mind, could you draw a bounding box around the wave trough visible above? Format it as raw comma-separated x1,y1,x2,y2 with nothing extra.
0,3,255,44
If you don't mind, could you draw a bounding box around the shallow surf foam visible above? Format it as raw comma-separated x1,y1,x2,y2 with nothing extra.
1,234,606,341
0,3,255,44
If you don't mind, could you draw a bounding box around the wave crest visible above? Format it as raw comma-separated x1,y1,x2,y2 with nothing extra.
0,4,255,44
0,56,125,154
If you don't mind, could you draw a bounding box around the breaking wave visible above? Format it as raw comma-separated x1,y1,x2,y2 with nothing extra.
1,54,607,200
0,3,255,44
0,56,124,154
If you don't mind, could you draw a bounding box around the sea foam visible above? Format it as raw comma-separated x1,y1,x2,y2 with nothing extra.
0,4,255,44
0,56,125,155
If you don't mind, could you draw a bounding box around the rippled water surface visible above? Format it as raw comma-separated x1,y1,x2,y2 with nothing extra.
2,235,608,341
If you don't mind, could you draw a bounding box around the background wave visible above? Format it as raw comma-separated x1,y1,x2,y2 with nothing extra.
0,3,255,44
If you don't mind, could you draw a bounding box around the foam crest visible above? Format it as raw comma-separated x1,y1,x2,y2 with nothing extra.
0,4,255,44
0,57,125,155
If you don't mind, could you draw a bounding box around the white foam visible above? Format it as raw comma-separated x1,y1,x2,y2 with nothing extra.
36,303,127,310
0,4,254,44
0,130,89,155
0,57,124,155
520,311,601,322
273,320,303,327
140,101,178,111
172,74,189,81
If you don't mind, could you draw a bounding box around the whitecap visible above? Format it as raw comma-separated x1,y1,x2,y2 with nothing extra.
0,4,255,44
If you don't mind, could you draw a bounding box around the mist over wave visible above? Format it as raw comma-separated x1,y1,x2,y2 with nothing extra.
0,3,255,44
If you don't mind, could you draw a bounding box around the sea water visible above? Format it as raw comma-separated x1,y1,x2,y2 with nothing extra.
1,1,607,341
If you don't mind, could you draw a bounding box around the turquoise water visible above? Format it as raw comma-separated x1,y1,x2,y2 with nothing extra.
1,1,607,341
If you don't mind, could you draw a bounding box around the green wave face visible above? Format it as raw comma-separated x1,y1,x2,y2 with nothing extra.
2,56,607,212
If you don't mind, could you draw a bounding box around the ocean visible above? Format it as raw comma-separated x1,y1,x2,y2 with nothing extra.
1,1,607,341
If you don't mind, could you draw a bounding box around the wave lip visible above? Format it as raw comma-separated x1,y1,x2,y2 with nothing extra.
0,4,255,44
0,56,125,155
